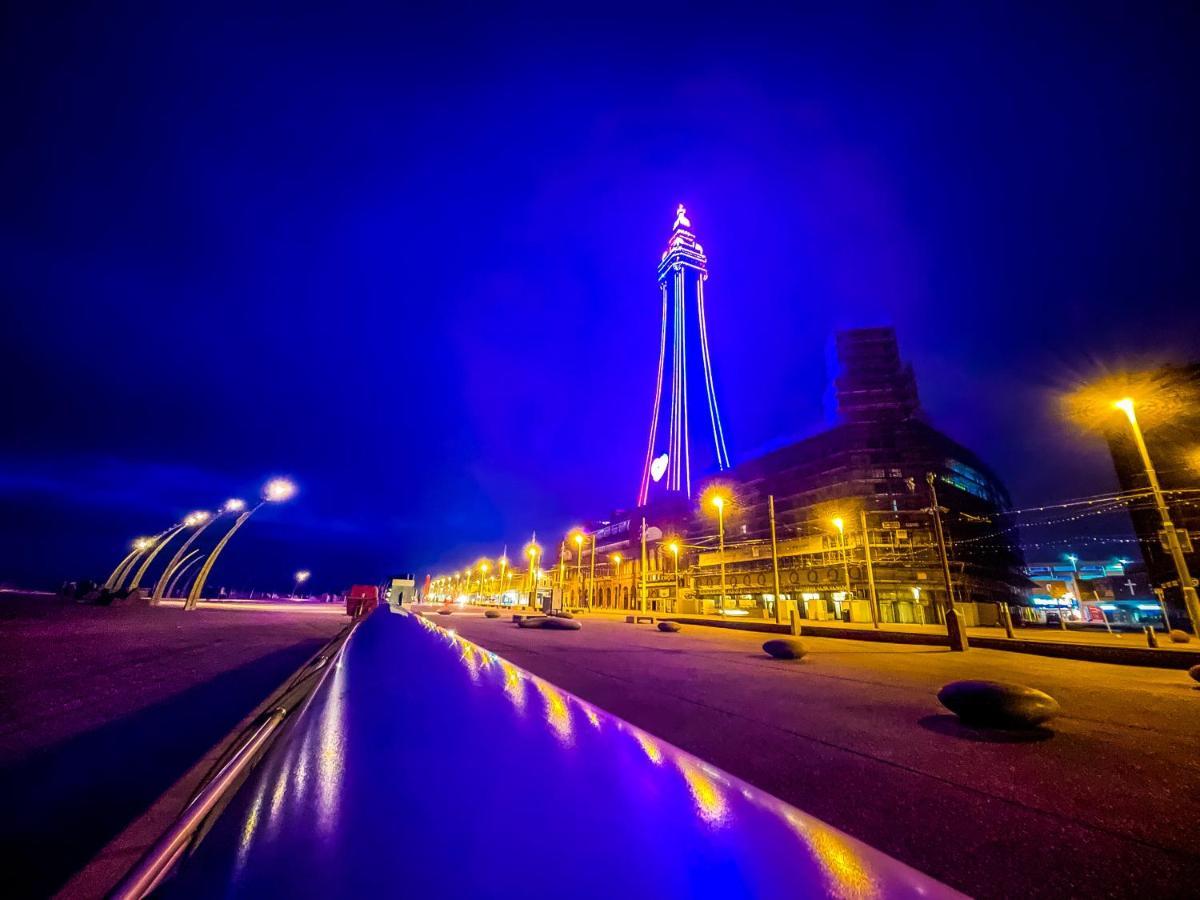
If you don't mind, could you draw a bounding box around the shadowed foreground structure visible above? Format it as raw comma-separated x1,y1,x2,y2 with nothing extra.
0,593,345,898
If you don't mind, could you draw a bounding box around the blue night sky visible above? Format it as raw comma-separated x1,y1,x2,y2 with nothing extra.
2,3,1198,592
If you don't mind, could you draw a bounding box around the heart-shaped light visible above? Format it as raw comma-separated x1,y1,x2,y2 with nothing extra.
650,453,669,482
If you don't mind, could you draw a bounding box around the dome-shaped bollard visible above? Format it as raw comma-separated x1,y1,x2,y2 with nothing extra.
1188,664,1200,683
517,616,547,628
543,616,581,630
1168,629,1193,644
762,638,806,660
437,608,452,616
484,610,501,619
658,621,681,633
937,680,1060,729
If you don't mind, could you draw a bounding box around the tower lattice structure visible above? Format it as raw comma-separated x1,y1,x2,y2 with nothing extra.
637,205,731,506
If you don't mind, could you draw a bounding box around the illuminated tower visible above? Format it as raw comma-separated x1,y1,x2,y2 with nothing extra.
638,205,731,505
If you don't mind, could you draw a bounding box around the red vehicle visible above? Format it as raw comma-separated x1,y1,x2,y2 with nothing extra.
345,584,379,618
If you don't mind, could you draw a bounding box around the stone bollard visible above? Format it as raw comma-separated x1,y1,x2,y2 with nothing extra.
998,603,1015,639
789,610,802,637
1145,626,1159,648
945,608,970,652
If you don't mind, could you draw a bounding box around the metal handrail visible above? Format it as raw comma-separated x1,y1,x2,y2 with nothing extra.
108,619,356,899
109,707,287,900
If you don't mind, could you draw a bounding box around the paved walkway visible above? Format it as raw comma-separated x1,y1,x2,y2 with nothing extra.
551,605,1199,658
436,606,1200,898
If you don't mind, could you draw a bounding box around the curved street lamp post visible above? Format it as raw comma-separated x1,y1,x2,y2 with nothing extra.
185,479,297,611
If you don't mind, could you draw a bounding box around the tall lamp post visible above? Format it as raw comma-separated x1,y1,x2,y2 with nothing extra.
186,478,297,611
151,511,215,605
708,492,728,611
525,541,541,609
127,522,190,590
478,560,490,604
571,529,585,608
832,517,852,618
1115,397,1200,632
611,553,623,609
667,540,680,613
292,569,311,598
106,537,153,590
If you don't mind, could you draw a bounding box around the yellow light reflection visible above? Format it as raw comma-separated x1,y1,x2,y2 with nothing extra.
534,678,573,744
499,658,526,712
634,730,664,765
678,760,729,826
316,660,347,835
582,704,601,729
786,813,878,899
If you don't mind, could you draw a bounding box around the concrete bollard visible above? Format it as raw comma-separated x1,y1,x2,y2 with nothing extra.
998,603,1015,639
1144,626,1159,648
789,610,802,637
945,608,969,652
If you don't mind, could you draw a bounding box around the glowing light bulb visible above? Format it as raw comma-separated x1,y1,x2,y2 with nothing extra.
263,478,297,502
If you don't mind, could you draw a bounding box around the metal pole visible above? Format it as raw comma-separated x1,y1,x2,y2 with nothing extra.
154,517,218,607
105,547,142,591
673,547,680,612
127,524,187,590
640,517,648,614
926,474,957,612
768,495,783,623
164,551,201,599
717,506,726,612
186,507,257,611
1121,403,1200,634
587,534,596,610
860,508,880,628
839,526,852,618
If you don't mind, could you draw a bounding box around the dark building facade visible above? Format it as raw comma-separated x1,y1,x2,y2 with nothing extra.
556,328,1025,625
1106,362,1200,626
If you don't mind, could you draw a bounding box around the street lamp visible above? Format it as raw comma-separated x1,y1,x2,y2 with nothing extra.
152,511,214,605
611,553,623,609
478,560,490,604
570,528,586,607
1114,397,1200,632
185,479,298,610
105,536,154,591
832,517,852,617
525,541,541,608
666,539,680,612
293,569,310,598
704,489,729,611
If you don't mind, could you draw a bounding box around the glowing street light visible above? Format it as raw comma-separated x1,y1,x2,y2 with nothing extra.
1113,397,1200,632
185,478,299,610
478,560,490,603
293,569,311,598
666,539,681,612
525,540,541,607
704,487,729,611
105,536,154,590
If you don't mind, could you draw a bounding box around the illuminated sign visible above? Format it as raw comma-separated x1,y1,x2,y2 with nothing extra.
651,453,669,483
